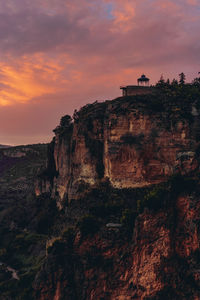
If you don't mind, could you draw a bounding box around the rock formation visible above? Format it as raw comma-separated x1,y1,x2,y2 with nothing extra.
33,87,200,299
36,92,200,208
2,87,200,299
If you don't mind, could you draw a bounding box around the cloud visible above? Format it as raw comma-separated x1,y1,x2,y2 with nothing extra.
186,0,198,5
0,55,67,106
0,0,199,144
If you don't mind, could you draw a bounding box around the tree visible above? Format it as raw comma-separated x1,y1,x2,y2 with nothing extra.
158,74,165,84
179,72,186,85
53,115,73,133
156,74,165,87
192,77,200,86
171,78,178,86
60,115,72,127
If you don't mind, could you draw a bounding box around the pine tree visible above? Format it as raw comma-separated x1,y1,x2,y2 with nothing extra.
172,79,178,85
179,72,186,85
156,74,165,87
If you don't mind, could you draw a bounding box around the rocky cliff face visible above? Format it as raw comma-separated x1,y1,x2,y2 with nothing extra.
34,186,200,300
33,89,200,299
36,93,200,208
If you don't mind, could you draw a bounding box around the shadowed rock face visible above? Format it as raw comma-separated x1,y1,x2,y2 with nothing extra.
33,91,200,299
36,94,200,208
34,191,200,300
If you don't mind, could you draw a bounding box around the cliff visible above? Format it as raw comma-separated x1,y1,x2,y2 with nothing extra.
34,187,200,299
32,85,200,299
1,85,200,299
36,89,200,208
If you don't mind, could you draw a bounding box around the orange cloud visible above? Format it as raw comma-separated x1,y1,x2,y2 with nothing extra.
0,55,70,106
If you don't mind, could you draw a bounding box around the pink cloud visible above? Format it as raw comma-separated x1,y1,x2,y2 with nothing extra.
0,0,199,145
186,0,198,5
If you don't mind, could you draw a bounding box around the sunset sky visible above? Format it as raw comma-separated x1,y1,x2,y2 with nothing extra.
0,0,200,145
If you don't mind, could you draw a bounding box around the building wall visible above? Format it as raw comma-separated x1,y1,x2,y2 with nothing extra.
122,86,153,96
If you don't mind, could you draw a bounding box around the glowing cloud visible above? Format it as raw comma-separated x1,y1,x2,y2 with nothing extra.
0,0,199,145
106,0,136,31
0,55,68,106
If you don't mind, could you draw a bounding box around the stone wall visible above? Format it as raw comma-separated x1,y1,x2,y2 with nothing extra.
121,86,153,96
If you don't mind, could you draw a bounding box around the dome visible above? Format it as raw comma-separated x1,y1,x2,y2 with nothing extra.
138,74,149,82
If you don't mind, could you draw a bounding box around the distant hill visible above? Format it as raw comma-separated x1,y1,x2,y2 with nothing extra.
0,143,49,299
0,143,48,180
0,144,12,148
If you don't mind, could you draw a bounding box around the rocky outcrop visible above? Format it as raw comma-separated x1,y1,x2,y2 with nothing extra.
32,89,200,299
34,189,200,300
36,94,200,208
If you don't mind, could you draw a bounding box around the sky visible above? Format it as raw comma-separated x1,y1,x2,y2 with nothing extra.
0,0,200,145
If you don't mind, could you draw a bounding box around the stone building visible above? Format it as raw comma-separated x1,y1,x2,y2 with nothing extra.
120,74,153,96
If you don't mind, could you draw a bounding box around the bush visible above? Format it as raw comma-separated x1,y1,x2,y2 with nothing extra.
120,133,144,147
35,196,58,234
78,215,100,237
47,239,66,256
137,198,144,213
170,174,197,195
89,191,124,218
60,115,72,127
145,187,167,210
137,186,168,212
120,209,137,236
104,199,124,215
62,227,75,247
90,204,108,218
0,248,7,258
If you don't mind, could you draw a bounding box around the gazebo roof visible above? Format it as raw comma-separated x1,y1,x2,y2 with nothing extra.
138,74,149,82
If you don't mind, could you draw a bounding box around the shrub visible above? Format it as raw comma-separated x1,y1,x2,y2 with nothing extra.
60,115,72,127
47,239,66,256
149,128,159,139
0,248,7,258
89,189,124,218
120,209,137,236
78,215,100,237
136,198,144,213
35,196,58,234
90,204,108,218
170,174,197,195
84,247,103,268
101,257,113,271
137,186,168,213
120,133,144,147
62,227,75,247
144,187,167,210
105,200,123,215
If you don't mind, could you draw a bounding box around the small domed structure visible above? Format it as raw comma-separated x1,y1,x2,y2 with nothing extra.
137,74,150,86
120,74,152,96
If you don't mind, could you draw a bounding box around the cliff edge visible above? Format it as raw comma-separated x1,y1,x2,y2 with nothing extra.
36,87,200,208
19,83,200,299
